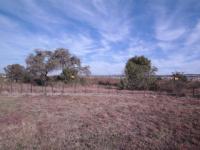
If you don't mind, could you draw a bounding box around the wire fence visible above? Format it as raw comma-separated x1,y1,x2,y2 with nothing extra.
0,82,199,98
0,82,157,96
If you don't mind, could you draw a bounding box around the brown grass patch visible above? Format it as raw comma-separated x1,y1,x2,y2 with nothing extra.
0,92,200,149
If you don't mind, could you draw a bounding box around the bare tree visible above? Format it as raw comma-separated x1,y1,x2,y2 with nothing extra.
52,48,91,79
25,48,91,95
26,49,57,86
79,66,91,76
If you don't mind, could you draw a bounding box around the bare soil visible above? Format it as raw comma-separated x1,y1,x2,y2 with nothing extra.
0,92,200,150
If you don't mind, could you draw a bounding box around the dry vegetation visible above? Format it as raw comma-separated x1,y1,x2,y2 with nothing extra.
0,91,200,150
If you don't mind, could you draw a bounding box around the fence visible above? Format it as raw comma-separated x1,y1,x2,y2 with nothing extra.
0,82,133,95
0,81,199,98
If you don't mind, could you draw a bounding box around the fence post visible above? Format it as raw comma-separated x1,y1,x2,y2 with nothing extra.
51,84,53,96
97,85,99,94
62,83,64,95
84,85,87,94
192,87,195,97
73,82,75,93
0,82,3,94
20,83,23,94
44,83,47,96
30,82,33,93
10,80,13,94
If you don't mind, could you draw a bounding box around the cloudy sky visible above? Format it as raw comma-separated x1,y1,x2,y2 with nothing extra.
0,0,200,75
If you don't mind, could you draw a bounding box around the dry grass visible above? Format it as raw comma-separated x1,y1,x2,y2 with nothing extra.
0,92,200,150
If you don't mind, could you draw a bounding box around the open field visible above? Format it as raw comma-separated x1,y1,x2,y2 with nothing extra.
0,92,200,150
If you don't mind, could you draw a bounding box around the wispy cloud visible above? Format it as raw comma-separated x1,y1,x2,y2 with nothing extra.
186,21,200,45
49,0,132,42
154,6,187,42
0,0,200,75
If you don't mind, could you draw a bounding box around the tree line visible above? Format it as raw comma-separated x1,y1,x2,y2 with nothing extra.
4,53,157,89
4,48,90,85
3,51,200,97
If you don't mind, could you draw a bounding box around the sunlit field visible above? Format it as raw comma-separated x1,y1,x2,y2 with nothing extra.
0,91,200,149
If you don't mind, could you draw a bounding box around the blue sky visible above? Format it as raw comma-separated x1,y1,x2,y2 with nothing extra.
0,0,200,75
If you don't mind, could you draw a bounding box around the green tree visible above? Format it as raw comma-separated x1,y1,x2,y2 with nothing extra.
4,64,26,82
124,56,157,90
61,68,78,82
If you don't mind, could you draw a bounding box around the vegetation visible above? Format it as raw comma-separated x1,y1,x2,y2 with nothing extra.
1,52,199,98
172,72,187,82
188,81,200,98
0,94,200,149
4,64,26,82
4,48,90,86
0,50,200,149
121,56,157,90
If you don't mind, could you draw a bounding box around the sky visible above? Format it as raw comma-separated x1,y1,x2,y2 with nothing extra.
0,0,200,75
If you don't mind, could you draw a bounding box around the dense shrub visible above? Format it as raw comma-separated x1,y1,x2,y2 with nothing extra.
125,56,157,90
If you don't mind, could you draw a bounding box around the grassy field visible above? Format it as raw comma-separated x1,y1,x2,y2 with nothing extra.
0,92,200,149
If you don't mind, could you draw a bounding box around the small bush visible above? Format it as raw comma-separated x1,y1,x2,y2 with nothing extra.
98,81,110,86
98,80,118,87
157,80,174,93
117,79,126,90
187,81,200,97
173,80,187,97
78,77,87,86
33,78,45,86
157,80,187,97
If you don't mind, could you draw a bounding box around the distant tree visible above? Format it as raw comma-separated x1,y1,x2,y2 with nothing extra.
172,72,187,82
4,64,26,82
124,56,157,90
